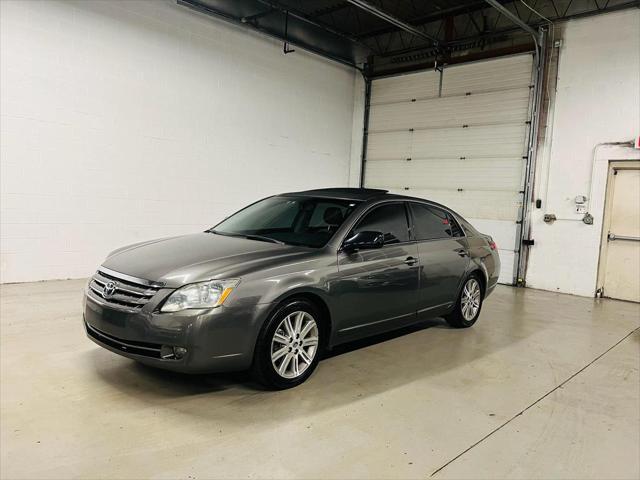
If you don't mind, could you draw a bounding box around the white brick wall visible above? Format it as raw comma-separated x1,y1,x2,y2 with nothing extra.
0,0,357,282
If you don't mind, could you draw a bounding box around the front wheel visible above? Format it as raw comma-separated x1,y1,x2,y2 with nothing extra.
445,275,484,328
252,299,322,389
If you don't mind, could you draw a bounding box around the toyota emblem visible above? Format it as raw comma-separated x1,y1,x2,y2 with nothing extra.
103,281,117,298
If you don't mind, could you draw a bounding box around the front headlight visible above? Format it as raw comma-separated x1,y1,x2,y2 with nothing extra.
160,279,240,312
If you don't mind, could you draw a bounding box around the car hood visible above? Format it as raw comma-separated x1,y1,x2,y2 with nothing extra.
102,232,314,287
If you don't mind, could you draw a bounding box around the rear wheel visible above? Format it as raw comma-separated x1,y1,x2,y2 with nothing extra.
445,275,484,328
252,299,322,389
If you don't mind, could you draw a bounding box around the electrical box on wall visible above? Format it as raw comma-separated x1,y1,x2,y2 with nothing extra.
575,195,588,214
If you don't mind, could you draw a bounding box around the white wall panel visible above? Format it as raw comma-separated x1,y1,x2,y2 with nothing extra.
365,54,534,284
0,0,355,282
526,10,640,296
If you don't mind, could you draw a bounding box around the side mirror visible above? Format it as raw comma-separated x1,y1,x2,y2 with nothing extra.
342,231,384,252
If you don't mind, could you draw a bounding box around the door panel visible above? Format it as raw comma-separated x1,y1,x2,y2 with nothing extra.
335,243,419,337
408,202,469,315
333,202,419,339
416,238,469,316
602,165,640,302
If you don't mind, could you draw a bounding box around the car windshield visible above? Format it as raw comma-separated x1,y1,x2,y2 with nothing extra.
210,196,360,248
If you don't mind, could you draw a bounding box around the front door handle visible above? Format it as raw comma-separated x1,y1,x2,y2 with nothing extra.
404,256,418,266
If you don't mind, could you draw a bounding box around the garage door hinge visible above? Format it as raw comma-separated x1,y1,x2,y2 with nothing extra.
404,187,410,190
409,128,414,132
457,188,464,192
406,157,412,161
525,120,532,125
465,92,472,96
411,98,417,102
459,156,466,160
462,124,469,128
522,239,535,246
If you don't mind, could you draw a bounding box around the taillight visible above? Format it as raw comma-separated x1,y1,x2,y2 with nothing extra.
489,240,497,251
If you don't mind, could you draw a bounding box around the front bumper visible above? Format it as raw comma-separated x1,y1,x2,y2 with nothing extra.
83,289,272,373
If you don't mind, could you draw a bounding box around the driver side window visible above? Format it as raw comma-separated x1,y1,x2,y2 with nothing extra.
351,203,410,245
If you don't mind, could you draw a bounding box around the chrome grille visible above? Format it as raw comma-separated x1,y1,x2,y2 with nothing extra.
89,268,162,310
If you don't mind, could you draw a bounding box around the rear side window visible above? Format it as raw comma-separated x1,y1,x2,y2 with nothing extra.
446,213,465,237
351,203,410,245
410,203,463,240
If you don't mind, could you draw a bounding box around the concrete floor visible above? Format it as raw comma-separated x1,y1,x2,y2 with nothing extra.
1,280,638,480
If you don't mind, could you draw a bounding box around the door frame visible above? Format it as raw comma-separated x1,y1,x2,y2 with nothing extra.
595,160,640,298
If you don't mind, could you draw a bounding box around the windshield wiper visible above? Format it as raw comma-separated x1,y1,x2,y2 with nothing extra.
243,234,285,245
207,230,285,245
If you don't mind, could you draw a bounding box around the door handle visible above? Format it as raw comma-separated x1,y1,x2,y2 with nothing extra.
455,248,470,257
404,256,418,266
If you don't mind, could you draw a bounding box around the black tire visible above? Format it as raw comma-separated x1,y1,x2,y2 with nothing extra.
251,299,323,390
445,274,484,328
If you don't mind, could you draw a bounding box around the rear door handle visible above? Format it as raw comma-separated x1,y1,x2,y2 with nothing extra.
404,256,418,266
455,248,470,257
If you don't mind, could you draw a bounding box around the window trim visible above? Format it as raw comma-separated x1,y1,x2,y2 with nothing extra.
340,200,414,250
407,201,467,242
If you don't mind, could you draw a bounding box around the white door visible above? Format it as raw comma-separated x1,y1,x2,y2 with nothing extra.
364,54,534,284
599,162,640,303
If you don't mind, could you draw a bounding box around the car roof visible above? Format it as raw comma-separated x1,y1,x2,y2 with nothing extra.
283,188,465,215
284,188,440,205
284,188,389,201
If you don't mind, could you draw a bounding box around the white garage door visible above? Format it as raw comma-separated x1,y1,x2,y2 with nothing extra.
364,54,534,284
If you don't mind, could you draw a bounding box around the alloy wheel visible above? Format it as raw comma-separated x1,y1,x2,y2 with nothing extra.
461,278,481,321
270,311,319,379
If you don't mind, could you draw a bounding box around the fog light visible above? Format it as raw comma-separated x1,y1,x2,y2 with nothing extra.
173,347,187,359
160,345,188,360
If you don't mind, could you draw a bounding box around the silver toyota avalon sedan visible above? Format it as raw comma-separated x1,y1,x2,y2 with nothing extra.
83,188,500,389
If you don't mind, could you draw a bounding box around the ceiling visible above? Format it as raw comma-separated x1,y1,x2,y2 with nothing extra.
178,0,639,77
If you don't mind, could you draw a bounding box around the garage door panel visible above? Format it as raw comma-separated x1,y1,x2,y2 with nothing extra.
365,54,533,284
494,249,516,284
452,216,518,283
456,217,519,284
368,185,521,222
369,88,531,132
367,131,412,160
371,70,439,104
466,218,518,249
411,124,528,159
365,159,524,192
441,55,533,96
